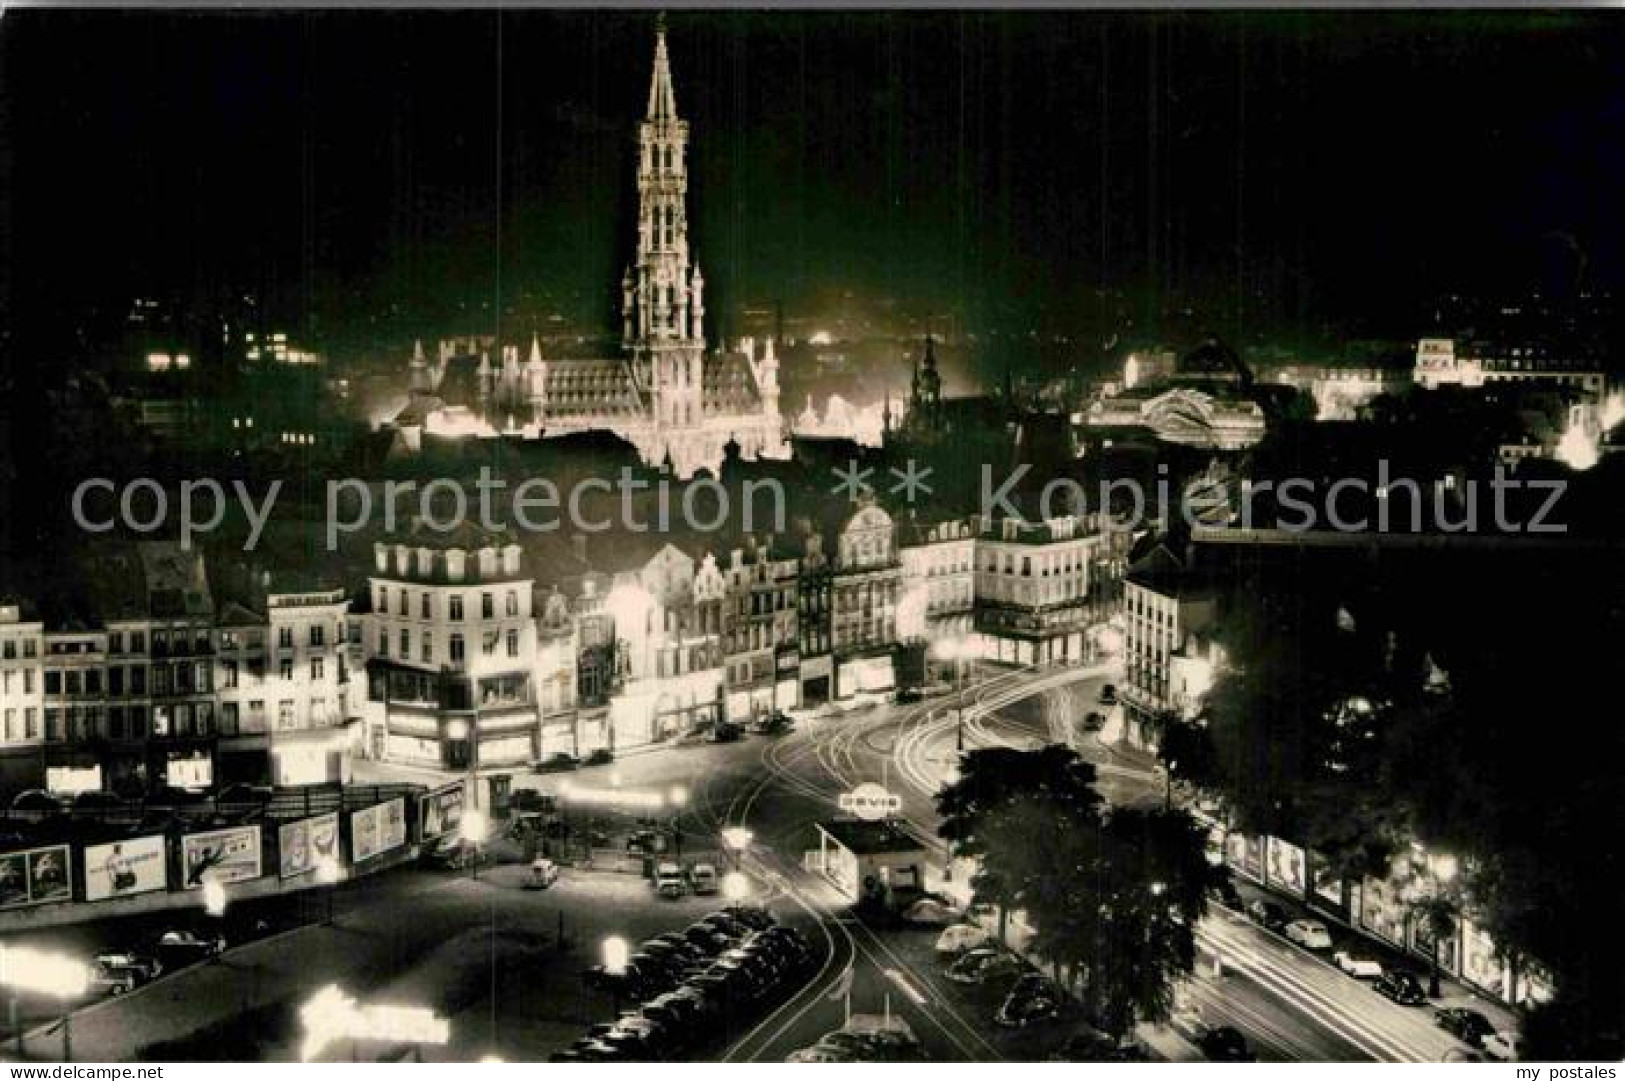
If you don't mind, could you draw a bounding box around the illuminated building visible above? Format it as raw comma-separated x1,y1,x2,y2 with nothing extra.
1413,337,1607,398
1085,336,1268,450
392,23,786,477
363,524,539,771
1120,539,1219,746
971,514,1104,666
0,603,46,793
897,517,975,644
829,502,902,698
721,538,800,721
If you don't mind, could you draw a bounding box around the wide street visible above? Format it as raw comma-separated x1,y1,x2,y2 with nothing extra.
10,661,1492,1063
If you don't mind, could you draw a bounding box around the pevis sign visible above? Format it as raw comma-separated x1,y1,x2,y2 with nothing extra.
838,782,902,822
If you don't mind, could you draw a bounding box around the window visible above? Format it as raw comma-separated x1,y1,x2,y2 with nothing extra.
130,631,146,653
450,634,465,663
109,632,124,654
377,586,388,612
44,671,61,695
195,628,211,653
108,707,126,740
421,635,433,664
151,666,170,695
507,629,520,658
311,698,328,725
280,659,293,681
22,639,35,659
481,593,494,619
130,666,146,695
399,629,411,658
450,595,464,621
22,670,31,694
421,593,431,619
378,628,389,658
311,657,324,681
109,667,124,696
86,669,102,695
222,661,238,689
398,591,409,617
2,640,13,660
2,709,14,742
310,624,325,647
247,700,265,730
151,706,169,736
278,700,296,730
278,627,293,649
506,590,519,616
220,702,238,735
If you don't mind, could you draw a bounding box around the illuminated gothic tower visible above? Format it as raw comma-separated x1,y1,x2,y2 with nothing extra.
623,20,706,435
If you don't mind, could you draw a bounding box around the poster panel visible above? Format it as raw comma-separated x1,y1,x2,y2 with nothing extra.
279,813,340,879
182,826,262,888
85,835,167,901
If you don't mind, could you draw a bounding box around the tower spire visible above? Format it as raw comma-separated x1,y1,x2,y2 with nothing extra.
648,15,677,121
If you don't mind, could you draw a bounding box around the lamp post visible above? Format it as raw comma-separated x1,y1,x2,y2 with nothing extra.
202,876,228,964
461,808,490,881
721,827,753,871
721,871,752,905
601,935,630,1018
0,947,89,1062
931,638,969,752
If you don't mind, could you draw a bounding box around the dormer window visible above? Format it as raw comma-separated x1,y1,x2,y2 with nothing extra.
446,549,466,582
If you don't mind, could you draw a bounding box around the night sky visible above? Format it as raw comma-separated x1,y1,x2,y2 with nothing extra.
4,10,1624,351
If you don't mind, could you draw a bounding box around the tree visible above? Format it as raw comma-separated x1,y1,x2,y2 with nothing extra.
936,747,1212,1035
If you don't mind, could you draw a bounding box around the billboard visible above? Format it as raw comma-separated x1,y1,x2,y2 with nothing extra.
84,835,168,901
419,784,465,841
0,845,72,909
278,813,340,879
351,798,406,864
181,826,263,889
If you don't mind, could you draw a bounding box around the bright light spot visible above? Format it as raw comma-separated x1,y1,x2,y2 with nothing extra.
1124,354,1140,389
602,935,630,976
808,330,833,346
668,785,689,807
461,808,490,846
721,827,754,852
479,1055,505,1063
202,876,228,917
1602,392,1625,432
0,947,90,998
316,854,343,886
1556,420,1600,470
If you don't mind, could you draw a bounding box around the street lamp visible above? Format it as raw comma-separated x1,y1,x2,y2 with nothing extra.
202,875,228,964
721,871,752,904
315,854,342,925
931,638,969,752
721,826,753,871
601,935,630,1018
0,947,89,1061
462,808,490,881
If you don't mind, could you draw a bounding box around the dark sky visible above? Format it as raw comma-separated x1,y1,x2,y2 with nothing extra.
4,10,1623,350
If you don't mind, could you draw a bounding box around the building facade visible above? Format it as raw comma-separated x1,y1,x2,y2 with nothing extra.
972,514,1103,666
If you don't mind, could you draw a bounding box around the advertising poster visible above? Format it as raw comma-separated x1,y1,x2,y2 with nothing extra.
1459,919,1509,999
182,826,263,888
351,798,406,863
1265,836,1306,896
278,813,340,879
1310,850,1346,908
0,846,72,909
419,784,465,841
1225,831,1264,881
85,835,168,901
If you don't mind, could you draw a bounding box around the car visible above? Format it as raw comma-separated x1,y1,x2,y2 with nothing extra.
421,836,481,871
893,687,923,704
93,951,162,980
525,857,560,889
698,912,750,938
945,947,1025,985
994,975,1063,1027
627,829,664,855
1098,683,1118,706
934,923,992,955
1333,950,1385,979
682,925,732,955
725,905,776,931
584,748,615,767
1482,1031,1523,1061
10,789,64,814
840,1014,924,1061
507,789,556,814
1198,1025,1255,1062
690,863,720,895
1375,970,1428,1006
1285,918,1334,950
710,721,744,743
1053,1031,1149,1063
155,929,226,963
91,964,144,996
903,896,959,926
1246,898,1290,932
533,752,579,774
654,862,686,899
1434,1007,1496,1046
754,711,794,735
785,1043,859,1063
1082,711,1106,731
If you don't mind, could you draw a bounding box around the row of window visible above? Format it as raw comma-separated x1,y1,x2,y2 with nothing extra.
6,697,336,744
376,587,520,622
378,627,521,665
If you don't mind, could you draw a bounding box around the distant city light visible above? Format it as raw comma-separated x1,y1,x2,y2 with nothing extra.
808,330,833,346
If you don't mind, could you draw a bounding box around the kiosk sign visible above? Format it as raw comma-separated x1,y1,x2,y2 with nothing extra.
838,782,901,822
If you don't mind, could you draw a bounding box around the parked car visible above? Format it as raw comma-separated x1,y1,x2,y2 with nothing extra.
1285,918,1334,950
934,923,992,955
626,829,664,855
1246,898,1290,932
1098,683,1118,706
654,862,687,899
690,863,719,895
725,905,776,931
1375,970,1428,1006
508,789,556,814
1198,1025,1255,1062
753,711,794,735
155,929,226,964
421,836,481,871
945,947,1025,985
1208,873,1242,910
710,722,744,743
902,896,959,926
71,790,127,814
584,748,615,767
525,857,560,890
1434,1007,1496,1046
10,789,63,814
1333,950,1385,979
1482,1031,1523,1061
533,752,579,774
994,974,1063,1027
893,687,923,704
